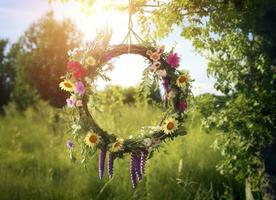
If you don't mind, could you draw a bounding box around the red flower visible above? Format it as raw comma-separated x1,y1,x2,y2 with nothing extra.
67,61,85,79
177,101,187,112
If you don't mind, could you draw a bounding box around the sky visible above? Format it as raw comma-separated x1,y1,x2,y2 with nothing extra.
0,0,218,95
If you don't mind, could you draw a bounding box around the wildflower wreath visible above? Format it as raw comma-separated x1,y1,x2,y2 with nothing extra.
59,35,192,188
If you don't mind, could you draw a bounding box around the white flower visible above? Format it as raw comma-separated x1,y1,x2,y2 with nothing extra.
143,138,152,147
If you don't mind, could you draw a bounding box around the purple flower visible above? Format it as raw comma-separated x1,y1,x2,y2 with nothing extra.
135,154,142,181
99,150,106,180
75,81,85,95
66,96,76,107
177,101,187,112
167,52,180,68
162,79,169,92
130,152,138,189
108,153,114,179
140,151,148,174
66,140,74,148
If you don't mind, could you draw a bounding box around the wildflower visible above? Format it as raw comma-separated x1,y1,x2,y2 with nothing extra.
163,117,178,134
109,138,124,153
108,153,114,179
177,101,187,112
150,61,161,72
76,100,83,107
66,140,74,148
85,56,96,66
84,132,101,148
67,60,85,79
176,72,190,89
167,52,180,68
167,90,175,100
66,95,76,107
162,79,169,92
157,69,167,78
130,152,138,188
59,80,75,92
149,52,161,62
75,81,85,95
99,150,106,179
140,151,148,174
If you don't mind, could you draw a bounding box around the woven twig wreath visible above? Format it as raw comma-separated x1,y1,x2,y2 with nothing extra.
60,37,192,188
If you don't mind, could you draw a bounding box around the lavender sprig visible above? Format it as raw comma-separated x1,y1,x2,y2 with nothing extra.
99,149,106,180
108,153,114,179
135,154,142,181
140,151,148,174
130,152,137,189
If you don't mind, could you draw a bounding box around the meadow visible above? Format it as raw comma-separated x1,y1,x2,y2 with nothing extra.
0,101,244,200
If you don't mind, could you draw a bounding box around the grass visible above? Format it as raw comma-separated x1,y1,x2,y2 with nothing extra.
0,102,243,200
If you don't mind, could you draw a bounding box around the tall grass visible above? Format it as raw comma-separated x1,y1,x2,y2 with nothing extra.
0,102,243,200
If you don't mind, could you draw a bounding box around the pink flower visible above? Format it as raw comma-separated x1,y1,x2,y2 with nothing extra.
75,81,85,95
177,101,187,112
167,52,180,68
66,96,76,107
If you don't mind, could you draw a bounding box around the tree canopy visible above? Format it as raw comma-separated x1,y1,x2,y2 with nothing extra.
12,11,82,110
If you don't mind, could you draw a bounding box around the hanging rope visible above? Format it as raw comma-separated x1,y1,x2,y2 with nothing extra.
121,0,144,52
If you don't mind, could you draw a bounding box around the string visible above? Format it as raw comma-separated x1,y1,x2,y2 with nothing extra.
121,0,144,52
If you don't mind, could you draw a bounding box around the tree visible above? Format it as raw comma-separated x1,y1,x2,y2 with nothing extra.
12,11,82,110
133,0,276,198
0,39,16,112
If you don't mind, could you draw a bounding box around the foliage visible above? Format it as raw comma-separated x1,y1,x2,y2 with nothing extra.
12,11,82,110
129,0,276,196
0,100,243,199
0,39,16,111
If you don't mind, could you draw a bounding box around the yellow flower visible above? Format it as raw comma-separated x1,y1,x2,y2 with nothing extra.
176,72,190,89
85,56,96,66
163,117,178,134
109,138,124,152
59,80,75,92
84,132,101,148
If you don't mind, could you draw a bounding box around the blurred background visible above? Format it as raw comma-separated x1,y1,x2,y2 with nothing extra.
0,0,275,200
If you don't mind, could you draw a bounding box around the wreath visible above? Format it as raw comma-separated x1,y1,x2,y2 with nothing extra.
59,34,192,188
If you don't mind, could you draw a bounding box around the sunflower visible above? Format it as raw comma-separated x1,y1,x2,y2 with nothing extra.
163,117,178,134
109,138,124,152
85,56,96,66
176,72,190,89
84,132,101,148
59,80,75,92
